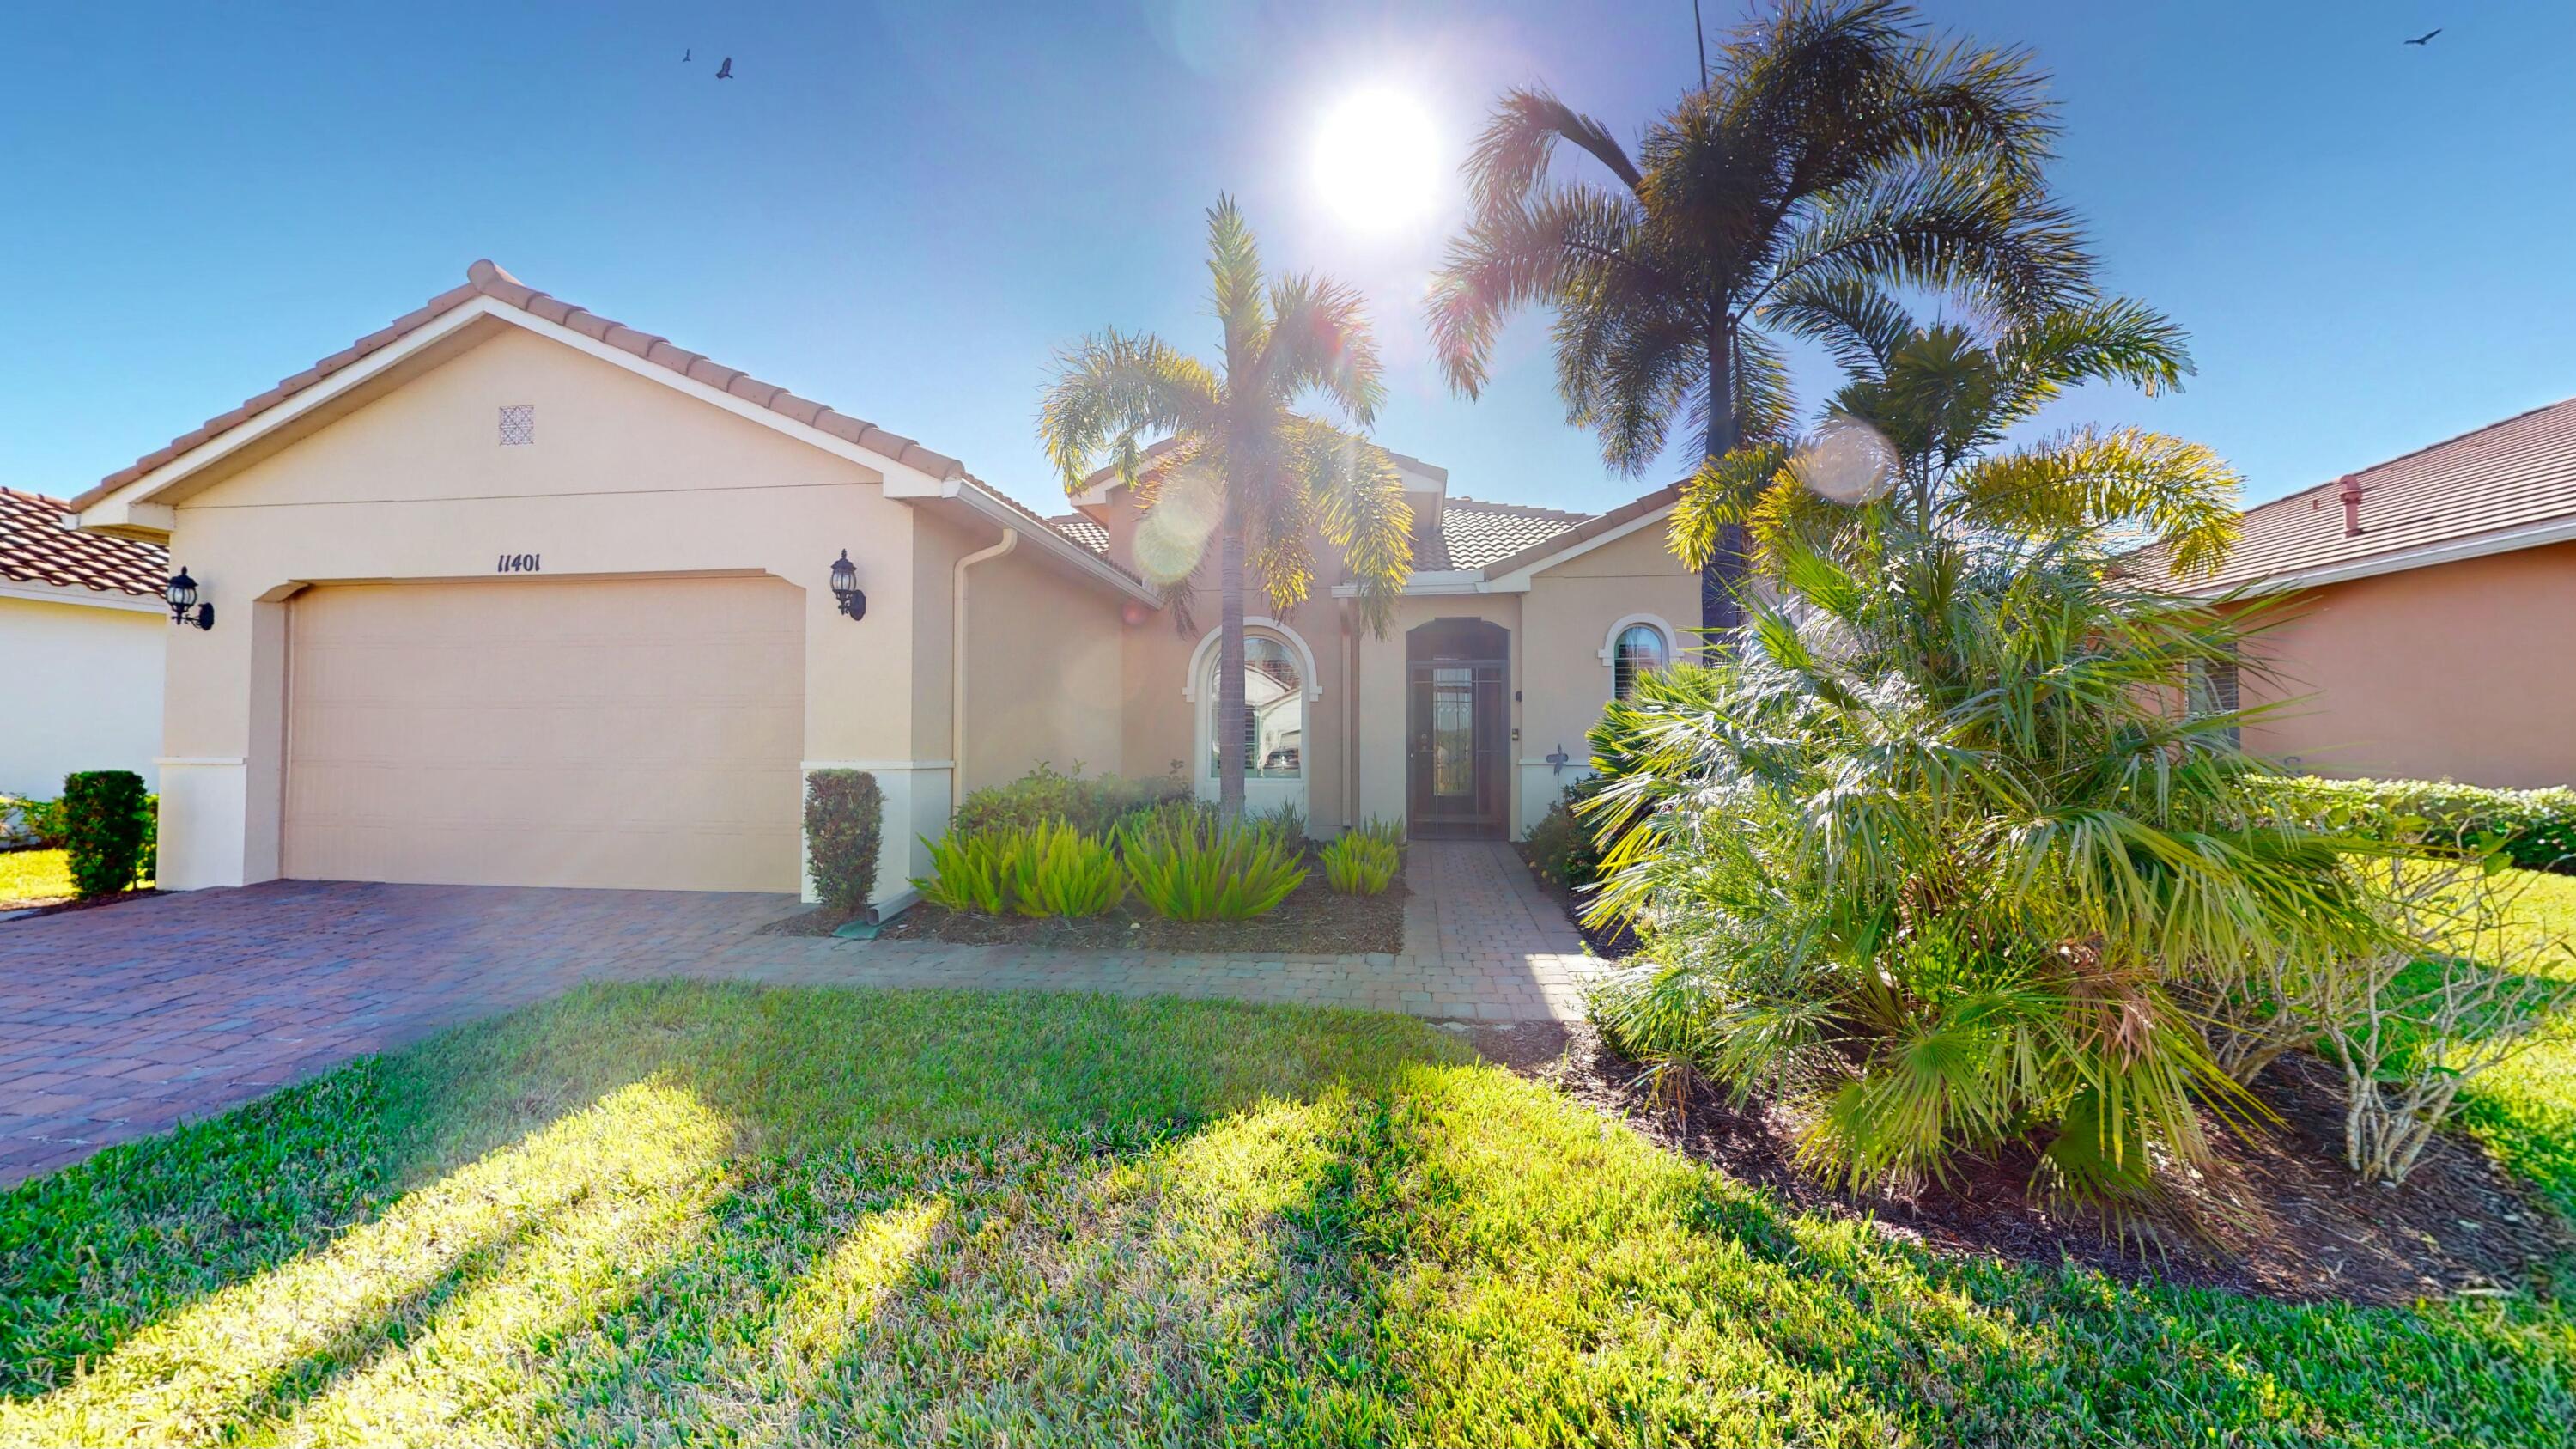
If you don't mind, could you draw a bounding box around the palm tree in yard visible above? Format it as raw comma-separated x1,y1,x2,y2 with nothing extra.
1428,0,2093,634
1040,197,1413,819
1727,295,2243,576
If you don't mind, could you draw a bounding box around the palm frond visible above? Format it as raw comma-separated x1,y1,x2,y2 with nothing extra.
1953,427,2241,575
1463,86,1643,216
1261,272,1387,425
1289,421,1413,637
1203,195,1268,375
1036,332,1221,488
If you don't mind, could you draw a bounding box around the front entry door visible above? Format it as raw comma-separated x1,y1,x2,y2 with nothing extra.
1407,655,1508,837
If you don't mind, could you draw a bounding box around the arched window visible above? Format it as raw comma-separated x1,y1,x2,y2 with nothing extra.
1207,634,1303,779
1613,624,1668,701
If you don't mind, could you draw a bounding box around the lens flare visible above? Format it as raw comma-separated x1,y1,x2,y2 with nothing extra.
1793,416,1899,505
1133,467,1223,587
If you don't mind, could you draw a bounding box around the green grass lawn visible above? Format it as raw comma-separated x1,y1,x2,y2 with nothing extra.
0,848,73,907
3,983,2569,1446
2458,868,2576,1217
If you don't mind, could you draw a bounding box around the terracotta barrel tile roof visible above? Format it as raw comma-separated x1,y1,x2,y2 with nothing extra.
2171,395,2576,592
0,487,167,596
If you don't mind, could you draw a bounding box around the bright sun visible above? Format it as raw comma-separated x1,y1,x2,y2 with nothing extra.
1312,88,1443,233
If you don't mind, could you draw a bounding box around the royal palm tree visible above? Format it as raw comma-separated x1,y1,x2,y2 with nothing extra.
1040,197,1413,818
1428,0,2092,633
1710,295,2243,576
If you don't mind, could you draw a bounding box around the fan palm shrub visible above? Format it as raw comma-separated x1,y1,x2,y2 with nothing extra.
1429,0,2090,630
1041,198,1413,818
1685,295,2241,580
1121,807,1307,921
1583,532,2392,1210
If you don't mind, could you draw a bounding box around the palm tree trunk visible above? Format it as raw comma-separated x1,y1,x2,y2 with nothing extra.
1217,514,1249,819
1702,316,1745,637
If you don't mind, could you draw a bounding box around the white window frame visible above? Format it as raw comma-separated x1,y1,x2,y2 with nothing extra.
1599,613,1677,698
1186,619,1316,815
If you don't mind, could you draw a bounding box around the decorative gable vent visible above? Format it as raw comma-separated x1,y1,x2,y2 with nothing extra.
498,404,536,446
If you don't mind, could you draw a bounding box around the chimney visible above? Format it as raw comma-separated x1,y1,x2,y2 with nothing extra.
2337,474,2365,536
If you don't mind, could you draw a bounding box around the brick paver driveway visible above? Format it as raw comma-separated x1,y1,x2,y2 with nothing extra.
0,841,1604,1184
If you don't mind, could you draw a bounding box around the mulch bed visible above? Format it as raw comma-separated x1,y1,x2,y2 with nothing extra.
767,871,1407,956
0,888,160,920
1466,1018,2573,1307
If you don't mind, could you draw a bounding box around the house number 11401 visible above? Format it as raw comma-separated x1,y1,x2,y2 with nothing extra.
496,553,542,573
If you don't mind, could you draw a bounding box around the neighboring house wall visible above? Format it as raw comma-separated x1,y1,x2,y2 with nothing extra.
2241,539,2576,788
0,589,166,796
143,325,941,900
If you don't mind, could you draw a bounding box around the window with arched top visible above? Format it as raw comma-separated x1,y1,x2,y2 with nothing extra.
1207,634,1304,779
1613,623,1668,701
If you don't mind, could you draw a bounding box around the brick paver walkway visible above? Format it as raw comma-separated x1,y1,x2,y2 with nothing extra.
0,842,1602,1184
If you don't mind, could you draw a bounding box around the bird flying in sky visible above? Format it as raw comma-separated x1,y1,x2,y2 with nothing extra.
682,47,691,63
2403,28,2441,46
715,56,733,79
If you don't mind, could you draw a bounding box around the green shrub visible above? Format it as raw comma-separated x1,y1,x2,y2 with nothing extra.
1352,815,1406,849
1120,809,1306,920
1001,819,1126,917
914,831,1009,914
803,770,884,917
952,762,1188,839
59,771,149,899
2,795,60,849
1248,801,1307,848
1320,833,1399,895
2256,774,2576,873
1525,776,1612,888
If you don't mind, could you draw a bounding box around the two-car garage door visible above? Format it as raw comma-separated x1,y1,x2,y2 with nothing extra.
283,576,805,892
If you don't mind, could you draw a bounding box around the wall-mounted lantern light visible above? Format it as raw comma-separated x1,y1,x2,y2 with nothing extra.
165,567,214,630
829,550,867,622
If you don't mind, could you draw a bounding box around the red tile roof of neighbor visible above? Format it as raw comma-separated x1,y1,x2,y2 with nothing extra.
2177,395,2576,593
0,486,167,597
1048,513,1109,555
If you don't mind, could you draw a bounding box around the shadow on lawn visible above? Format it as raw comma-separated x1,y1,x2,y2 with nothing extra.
4,980,2570,1446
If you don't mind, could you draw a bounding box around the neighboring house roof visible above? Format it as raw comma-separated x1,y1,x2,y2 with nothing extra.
1417,496,1588,570
2172,394,2576,594
0,486,167,598
64,260,1155,600
1047,513,1110,555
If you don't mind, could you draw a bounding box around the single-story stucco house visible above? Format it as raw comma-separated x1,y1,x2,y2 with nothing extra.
1,486,167,798
2173,394,2576,789
64,261,1697,908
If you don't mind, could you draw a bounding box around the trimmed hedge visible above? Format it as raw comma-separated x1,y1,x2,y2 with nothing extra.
60,771,151,899
2258,774,2576,872
803,770,884,917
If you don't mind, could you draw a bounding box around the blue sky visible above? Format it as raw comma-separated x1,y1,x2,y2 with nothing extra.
6,2,2572,521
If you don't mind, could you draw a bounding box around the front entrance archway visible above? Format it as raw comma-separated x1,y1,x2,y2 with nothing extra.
1406,618,1510,838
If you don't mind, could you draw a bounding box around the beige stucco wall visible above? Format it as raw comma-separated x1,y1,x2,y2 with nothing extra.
0,591,167,797
1516,520,1700,828
911,509,1127,799
145,324,943,900
2241,540,2576,788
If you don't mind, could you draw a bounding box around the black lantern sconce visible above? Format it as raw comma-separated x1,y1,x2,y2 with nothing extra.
165,567,214,630
829,550,867,623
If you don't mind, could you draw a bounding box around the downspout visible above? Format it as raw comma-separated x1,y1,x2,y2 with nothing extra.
951,527,1019,794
